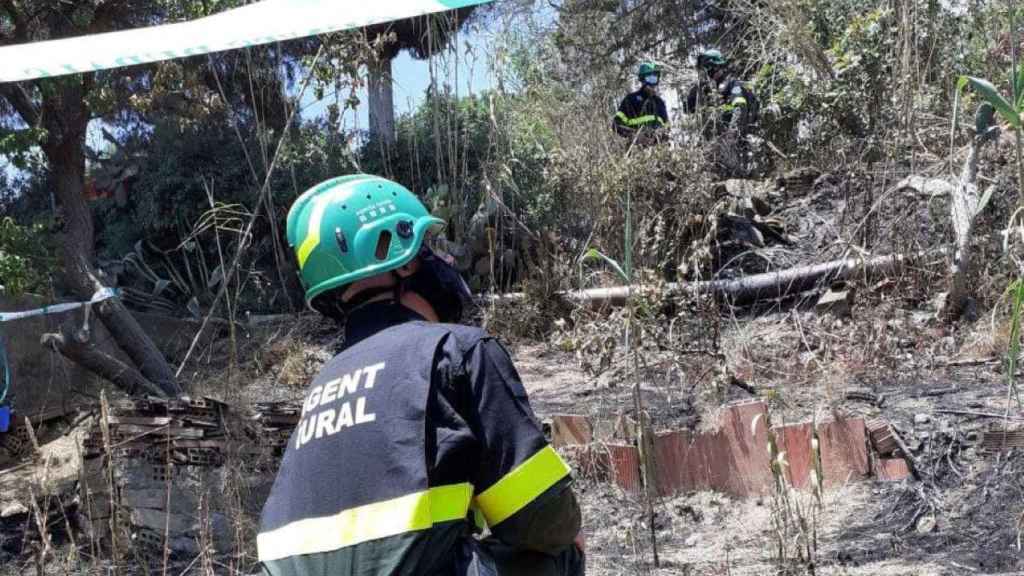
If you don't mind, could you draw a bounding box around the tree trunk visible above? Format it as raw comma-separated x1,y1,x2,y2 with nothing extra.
942,128,999,320
46,129,182,398
368,56,396,147
488,249,939,308
41,326,167,399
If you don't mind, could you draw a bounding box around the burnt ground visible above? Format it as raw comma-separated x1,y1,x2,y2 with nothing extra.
514,331,1024,575
1,297,1022,576
2,167,1024,575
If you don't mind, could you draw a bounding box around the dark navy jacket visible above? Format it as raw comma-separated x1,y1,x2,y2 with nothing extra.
258,302,578,576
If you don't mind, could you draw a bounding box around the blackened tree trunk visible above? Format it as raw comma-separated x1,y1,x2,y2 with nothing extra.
39,86,181,398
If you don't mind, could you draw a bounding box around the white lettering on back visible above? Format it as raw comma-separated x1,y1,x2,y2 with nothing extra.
320,379,339,404
314,409,336,440
355,397,376,424
303,386,322,417
295,416,315,450
336,401,354,429
362,362,386,388
293,360,386,448
335,369,363,402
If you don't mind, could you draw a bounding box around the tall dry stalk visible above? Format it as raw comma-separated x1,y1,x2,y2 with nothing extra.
1011,3,1024,205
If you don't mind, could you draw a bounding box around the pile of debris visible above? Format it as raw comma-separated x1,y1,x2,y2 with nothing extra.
78,396,300,555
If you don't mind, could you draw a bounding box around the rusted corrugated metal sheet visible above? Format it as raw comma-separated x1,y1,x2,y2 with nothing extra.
607,444,642,494
652,430,689,496
651,401,772,498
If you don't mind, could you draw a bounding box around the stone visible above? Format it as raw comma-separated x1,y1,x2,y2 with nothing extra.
130,508,196,536
775,168,821,197
169,536,201,555
914,414,931,426
121,488,167,510
916,515,937,534
0,502,28,518
816,287,854,318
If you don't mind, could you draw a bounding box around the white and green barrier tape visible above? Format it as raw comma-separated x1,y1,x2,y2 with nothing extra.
0,0,490,83
0,287,120,323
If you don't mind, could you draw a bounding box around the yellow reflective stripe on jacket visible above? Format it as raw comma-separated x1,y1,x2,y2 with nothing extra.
616,111,662,128
731,96,748,107
256,483,473,561
626,114,660,127
474,445,571,527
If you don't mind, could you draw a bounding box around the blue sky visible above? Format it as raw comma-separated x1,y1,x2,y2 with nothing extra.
0,29,496,183
299,28,496,131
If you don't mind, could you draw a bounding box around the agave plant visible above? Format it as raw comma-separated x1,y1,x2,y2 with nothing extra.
958,70,1024,131
958,19,1024,204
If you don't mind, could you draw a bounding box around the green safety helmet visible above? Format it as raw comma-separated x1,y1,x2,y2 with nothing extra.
696,49,727,70
637,62,661,79
286,174,445,308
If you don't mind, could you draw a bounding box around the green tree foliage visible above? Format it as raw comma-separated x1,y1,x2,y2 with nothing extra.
0,217,54,297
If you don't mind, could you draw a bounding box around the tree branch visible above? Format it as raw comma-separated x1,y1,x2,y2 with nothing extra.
0,0,29,44
0,83,40,127
41,326,169,399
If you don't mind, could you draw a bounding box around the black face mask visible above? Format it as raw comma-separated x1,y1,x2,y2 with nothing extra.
403,247,473,323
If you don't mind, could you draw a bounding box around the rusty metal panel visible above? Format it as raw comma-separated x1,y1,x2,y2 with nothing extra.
607,444,641,494
652,430,688,496
704,401,773,497
550,414,593,448
651,402,772,498
817,418,869,488
772,422,814,490
875,457,911,481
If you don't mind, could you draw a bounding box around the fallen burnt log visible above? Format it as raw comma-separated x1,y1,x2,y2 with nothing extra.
489,250,940,307
41,325,168,399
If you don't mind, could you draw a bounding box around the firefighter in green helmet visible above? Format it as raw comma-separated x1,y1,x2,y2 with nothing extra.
685,49,757,129
259,174,585,576
614,61,669,145
684,49,762,175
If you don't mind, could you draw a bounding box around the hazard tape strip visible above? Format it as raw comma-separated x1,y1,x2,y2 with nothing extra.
0,0,491,83
0,287,119,323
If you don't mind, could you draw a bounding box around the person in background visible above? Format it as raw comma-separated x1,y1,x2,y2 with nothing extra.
614,62,669,146
684,49,757,134
684,49,761,175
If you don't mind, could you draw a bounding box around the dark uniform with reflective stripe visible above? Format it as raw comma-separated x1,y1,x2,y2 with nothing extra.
614,89,668,139
259,302,583,576
684,77,757,135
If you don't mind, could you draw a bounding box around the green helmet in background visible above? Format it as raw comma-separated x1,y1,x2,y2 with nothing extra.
637,61,661,79
696,49,727,70
286,174,445,308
